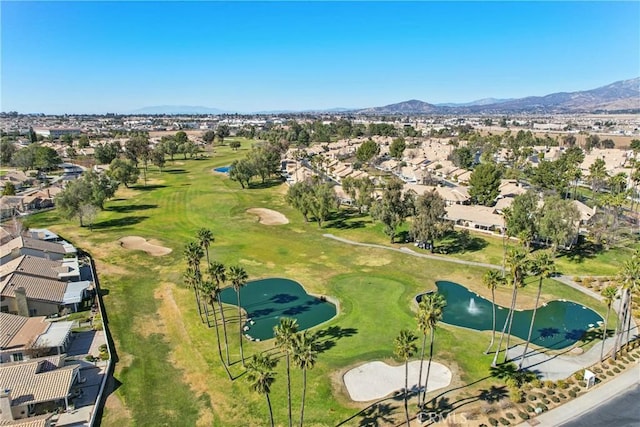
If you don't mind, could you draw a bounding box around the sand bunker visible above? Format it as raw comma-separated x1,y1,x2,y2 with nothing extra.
118,236,172,256
343,360,452,402
246,208,289,225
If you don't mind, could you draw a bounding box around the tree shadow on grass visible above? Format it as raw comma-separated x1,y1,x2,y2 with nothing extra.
336,396,399,426
92,215,148,230
248,179,283,190
133,184,167,191
106,204,157,213
561,239,604,264
164,169,187,174
357,402,397,427
314,325,357,354
437,230,488,255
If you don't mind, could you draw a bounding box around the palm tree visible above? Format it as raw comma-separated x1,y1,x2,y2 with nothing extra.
183,267,201,314
209,261,231,364
394,329,418,427
274,317,299,427
503,247,529,363
184,241,205,319
600,285,618,363
416,292,446,409
519,251,555,370
201,279,232,380
492,247,527,366
614,253,640,358
228,265,249,365
292,331,319,427
197,228,214,265
246,353,278,427
483,270,504,354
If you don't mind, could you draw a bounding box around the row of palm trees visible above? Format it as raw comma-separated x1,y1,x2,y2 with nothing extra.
253,318,320,427
485,244,639,370
183,228,250,373
394,292,447,426
481,247,556,368
183,229,322,426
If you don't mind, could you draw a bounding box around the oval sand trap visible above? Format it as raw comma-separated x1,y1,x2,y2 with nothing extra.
343,360,452,402
246,208,289,225
118,236,172,256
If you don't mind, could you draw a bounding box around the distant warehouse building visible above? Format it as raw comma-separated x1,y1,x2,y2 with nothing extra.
33,128,81,138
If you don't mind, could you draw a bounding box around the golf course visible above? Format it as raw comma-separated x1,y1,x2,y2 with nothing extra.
25,139,629,426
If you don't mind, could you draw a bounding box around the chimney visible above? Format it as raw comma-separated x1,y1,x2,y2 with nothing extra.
14,287,29,317
0,389,14,421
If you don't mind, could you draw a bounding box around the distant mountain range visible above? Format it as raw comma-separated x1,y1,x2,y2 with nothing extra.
130,77,639,115
358,77,639,114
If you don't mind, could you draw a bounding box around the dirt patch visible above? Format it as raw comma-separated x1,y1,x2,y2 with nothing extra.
102,379,133,427
118,236,172,256
354,254,392,267
154,284,217,426
246,208,289,225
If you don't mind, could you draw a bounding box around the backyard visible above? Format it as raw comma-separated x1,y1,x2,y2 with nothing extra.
25,140,632,426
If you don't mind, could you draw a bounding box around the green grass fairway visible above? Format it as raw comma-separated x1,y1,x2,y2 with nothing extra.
25,141,622,426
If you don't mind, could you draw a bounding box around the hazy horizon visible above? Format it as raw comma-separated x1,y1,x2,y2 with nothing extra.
2,1,639,114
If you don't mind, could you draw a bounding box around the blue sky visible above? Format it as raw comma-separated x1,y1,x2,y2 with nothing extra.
1,1,639,114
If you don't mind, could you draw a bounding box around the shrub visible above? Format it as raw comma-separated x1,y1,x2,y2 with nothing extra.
572,386,581,393
499,417,511,426
569,390,577,398
537,404,548,412
551,396,560,403
509,389,523,404
544,380,556,389
545,389,555,396
84,355,97,362
558,393,567,399
606,370,614,377
593,368,602,374
556,379,567,389
578,381,587,387
99,344,108,352
574,371,584,381
526,405,535,413
527,394,537,401
506,413,516,420
99,351,110,361
531,379,543,388
613,367,621,373
488,417,499,427
542,398,551,405
519,412,530,420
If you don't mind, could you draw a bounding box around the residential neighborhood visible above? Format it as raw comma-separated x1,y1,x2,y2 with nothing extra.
0,225,109,427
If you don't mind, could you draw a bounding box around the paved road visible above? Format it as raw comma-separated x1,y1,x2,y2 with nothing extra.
560,383,640,427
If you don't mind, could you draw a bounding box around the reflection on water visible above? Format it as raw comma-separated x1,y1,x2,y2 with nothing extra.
220,278,336,341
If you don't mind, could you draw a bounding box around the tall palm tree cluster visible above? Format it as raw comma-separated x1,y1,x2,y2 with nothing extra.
247,318,320,427
183,231,321,426
486,247,556,368
611,250,640,361
183,228,249,379
393,292,446,426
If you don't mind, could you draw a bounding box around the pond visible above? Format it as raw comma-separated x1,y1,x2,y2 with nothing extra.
214,166,231,173
219,278,337,341
417,280,603,350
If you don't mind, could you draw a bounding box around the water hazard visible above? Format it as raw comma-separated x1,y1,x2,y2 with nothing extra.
219,277,336,341
417,280,603,350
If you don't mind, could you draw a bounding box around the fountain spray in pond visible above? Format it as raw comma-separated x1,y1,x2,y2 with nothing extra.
468,298,480,315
